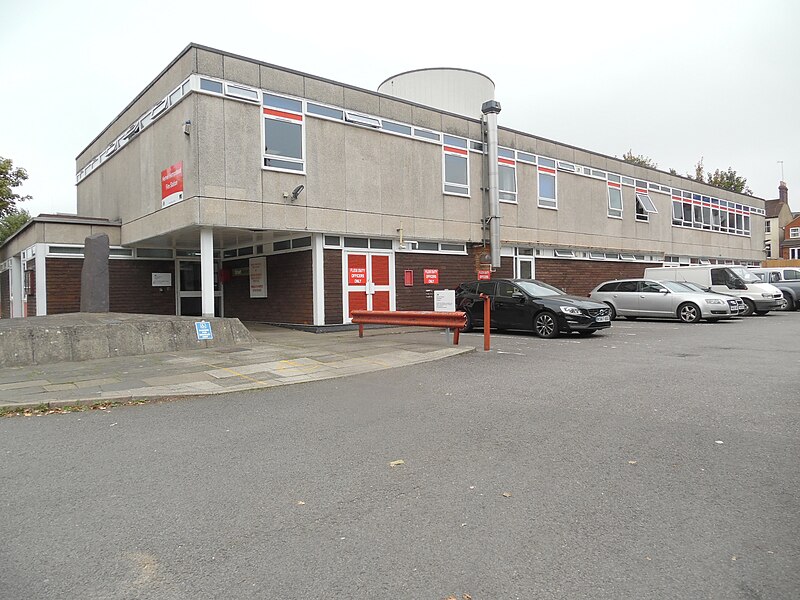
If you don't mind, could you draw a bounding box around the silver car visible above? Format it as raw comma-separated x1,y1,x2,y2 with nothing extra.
676,281,747,315
589,279,737,323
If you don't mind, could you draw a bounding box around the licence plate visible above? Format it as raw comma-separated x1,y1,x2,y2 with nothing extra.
596,315,611,322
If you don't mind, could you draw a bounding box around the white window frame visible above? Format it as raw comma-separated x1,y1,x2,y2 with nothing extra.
607,178,623,219
537,158,557,209
790,227,800,239
262,92,306,174
442,135,470,197
765,220,771,233
498,155,517,203
790,248,800,259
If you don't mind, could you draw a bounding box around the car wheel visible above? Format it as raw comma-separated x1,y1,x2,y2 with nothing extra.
779,292,795,311
462,310,474,333
577,330,596,336
533,311,559,339
604,302,617,320
741,298,756,316
677,302,701,323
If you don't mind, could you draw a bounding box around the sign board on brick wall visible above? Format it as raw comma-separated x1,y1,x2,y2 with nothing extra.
249,257,267,298
151,273,172,287
477,269,491,280
434,289,455,312
161,162,184,208
423,269,439,285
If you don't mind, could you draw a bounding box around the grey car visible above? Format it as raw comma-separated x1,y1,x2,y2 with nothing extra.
749,267,800,311
589,279,737,323
676,281,747,315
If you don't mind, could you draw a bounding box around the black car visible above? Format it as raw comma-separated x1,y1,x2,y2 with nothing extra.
455,278,612,338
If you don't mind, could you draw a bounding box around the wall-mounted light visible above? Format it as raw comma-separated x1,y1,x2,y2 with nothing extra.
183,120,192,135
290,185,305,201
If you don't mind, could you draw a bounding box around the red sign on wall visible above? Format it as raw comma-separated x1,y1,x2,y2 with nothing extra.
477,269,491,280
423,269,439,285
404,270,414,286
348,267,367,285
161,161,184,208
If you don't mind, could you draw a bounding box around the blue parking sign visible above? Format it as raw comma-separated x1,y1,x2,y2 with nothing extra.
195,321,213,340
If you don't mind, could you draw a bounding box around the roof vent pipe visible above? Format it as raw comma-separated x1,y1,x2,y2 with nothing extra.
482,100,502,269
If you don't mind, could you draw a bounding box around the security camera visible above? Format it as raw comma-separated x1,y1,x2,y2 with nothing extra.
291,185,305,200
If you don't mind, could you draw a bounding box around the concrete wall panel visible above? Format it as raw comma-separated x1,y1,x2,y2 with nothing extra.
223,55,259,88
260,65,304,97
223,100,261,201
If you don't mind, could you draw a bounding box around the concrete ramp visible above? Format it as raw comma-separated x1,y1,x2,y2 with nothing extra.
0,313,255,367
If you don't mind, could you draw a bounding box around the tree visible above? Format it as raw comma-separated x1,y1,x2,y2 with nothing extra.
0,208,31,244
1,157,32,217
621,149,658,169
685,158,752,195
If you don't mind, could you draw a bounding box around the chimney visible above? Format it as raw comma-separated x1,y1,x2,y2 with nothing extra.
779,181,788,202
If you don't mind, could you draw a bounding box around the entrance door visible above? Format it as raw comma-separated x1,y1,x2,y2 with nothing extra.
516,256,535,279
344,252,393,321
177,260,223,316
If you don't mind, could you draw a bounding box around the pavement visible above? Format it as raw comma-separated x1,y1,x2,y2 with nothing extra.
0,323,474,411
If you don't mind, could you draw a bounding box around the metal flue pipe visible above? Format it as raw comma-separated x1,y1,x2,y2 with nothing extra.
481,100,502,268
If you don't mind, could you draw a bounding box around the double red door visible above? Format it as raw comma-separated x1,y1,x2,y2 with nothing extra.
345,252,392,320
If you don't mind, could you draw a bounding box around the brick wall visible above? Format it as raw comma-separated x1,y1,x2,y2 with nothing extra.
324,249,342,325
535,259,649,297
223,251,313,324
110,260,176,314
394,247,513,311
45,258,176,315
1,270,10,319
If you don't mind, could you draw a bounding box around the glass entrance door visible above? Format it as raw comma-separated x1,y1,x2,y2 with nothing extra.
177,260,222,316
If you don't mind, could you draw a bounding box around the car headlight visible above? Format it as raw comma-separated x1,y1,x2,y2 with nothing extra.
560,306,582,316
761,293,774,298
704,299,723,305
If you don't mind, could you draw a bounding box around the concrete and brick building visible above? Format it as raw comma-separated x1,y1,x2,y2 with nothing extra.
1,44,768,324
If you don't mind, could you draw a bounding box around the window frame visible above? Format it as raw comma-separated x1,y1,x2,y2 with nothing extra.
537,157,557,209
442,135,470,197
607,182,623,219
498,150,517,203
262,92,306,174
790,227,800,239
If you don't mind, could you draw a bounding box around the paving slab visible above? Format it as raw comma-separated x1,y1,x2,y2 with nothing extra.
0,323,474,411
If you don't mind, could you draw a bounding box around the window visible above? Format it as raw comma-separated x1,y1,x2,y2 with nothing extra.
307,103,343,120
538,157,557,209
443,135,469,196
783,269,800,280
765,220,771,233
634,187,657,222
498,156,517,202
414,128,440,142
765,242,772,257
607,177,623,218
790,227,800,239
199,78,223,94
792,248,800,260
225,84,259,102
345,112,381,128
263,93,304,172
517,152,536,164
597,282,619,292
617,281,637,292
382,120,412,135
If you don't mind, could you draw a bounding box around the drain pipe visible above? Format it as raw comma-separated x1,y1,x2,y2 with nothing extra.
482,100,502,269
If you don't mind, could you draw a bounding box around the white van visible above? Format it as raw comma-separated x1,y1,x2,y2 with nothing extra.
643,265,784,316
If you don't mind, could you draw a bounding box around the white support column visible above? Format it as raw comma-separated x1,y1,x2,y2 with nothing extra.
200,227,215,318
311,233,325,326
10,255,23,318
34,243,47,316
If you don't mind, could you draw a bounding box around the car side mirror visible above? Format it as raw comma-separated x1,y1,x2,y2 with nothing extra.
658,287,669,294
512,291,525,302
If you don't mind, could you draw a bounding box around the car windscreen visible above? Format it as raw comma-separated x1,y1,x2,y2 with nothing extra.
729,266,760,283
516,280,563,297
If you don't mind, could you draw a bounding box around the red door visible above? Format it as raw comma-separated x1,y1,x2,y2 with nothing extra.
345,252,393,320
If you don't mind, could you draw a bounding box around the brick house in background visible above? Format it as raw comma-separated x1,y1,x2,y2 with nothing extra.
781,212,800,260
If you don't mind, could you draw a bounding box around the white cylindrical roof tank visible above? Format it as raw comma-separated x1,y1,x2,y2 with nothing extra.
378,68,494,119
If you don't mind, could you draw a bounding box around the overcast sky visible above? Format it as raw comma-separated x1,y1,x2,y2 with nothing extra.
3,0,799,217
